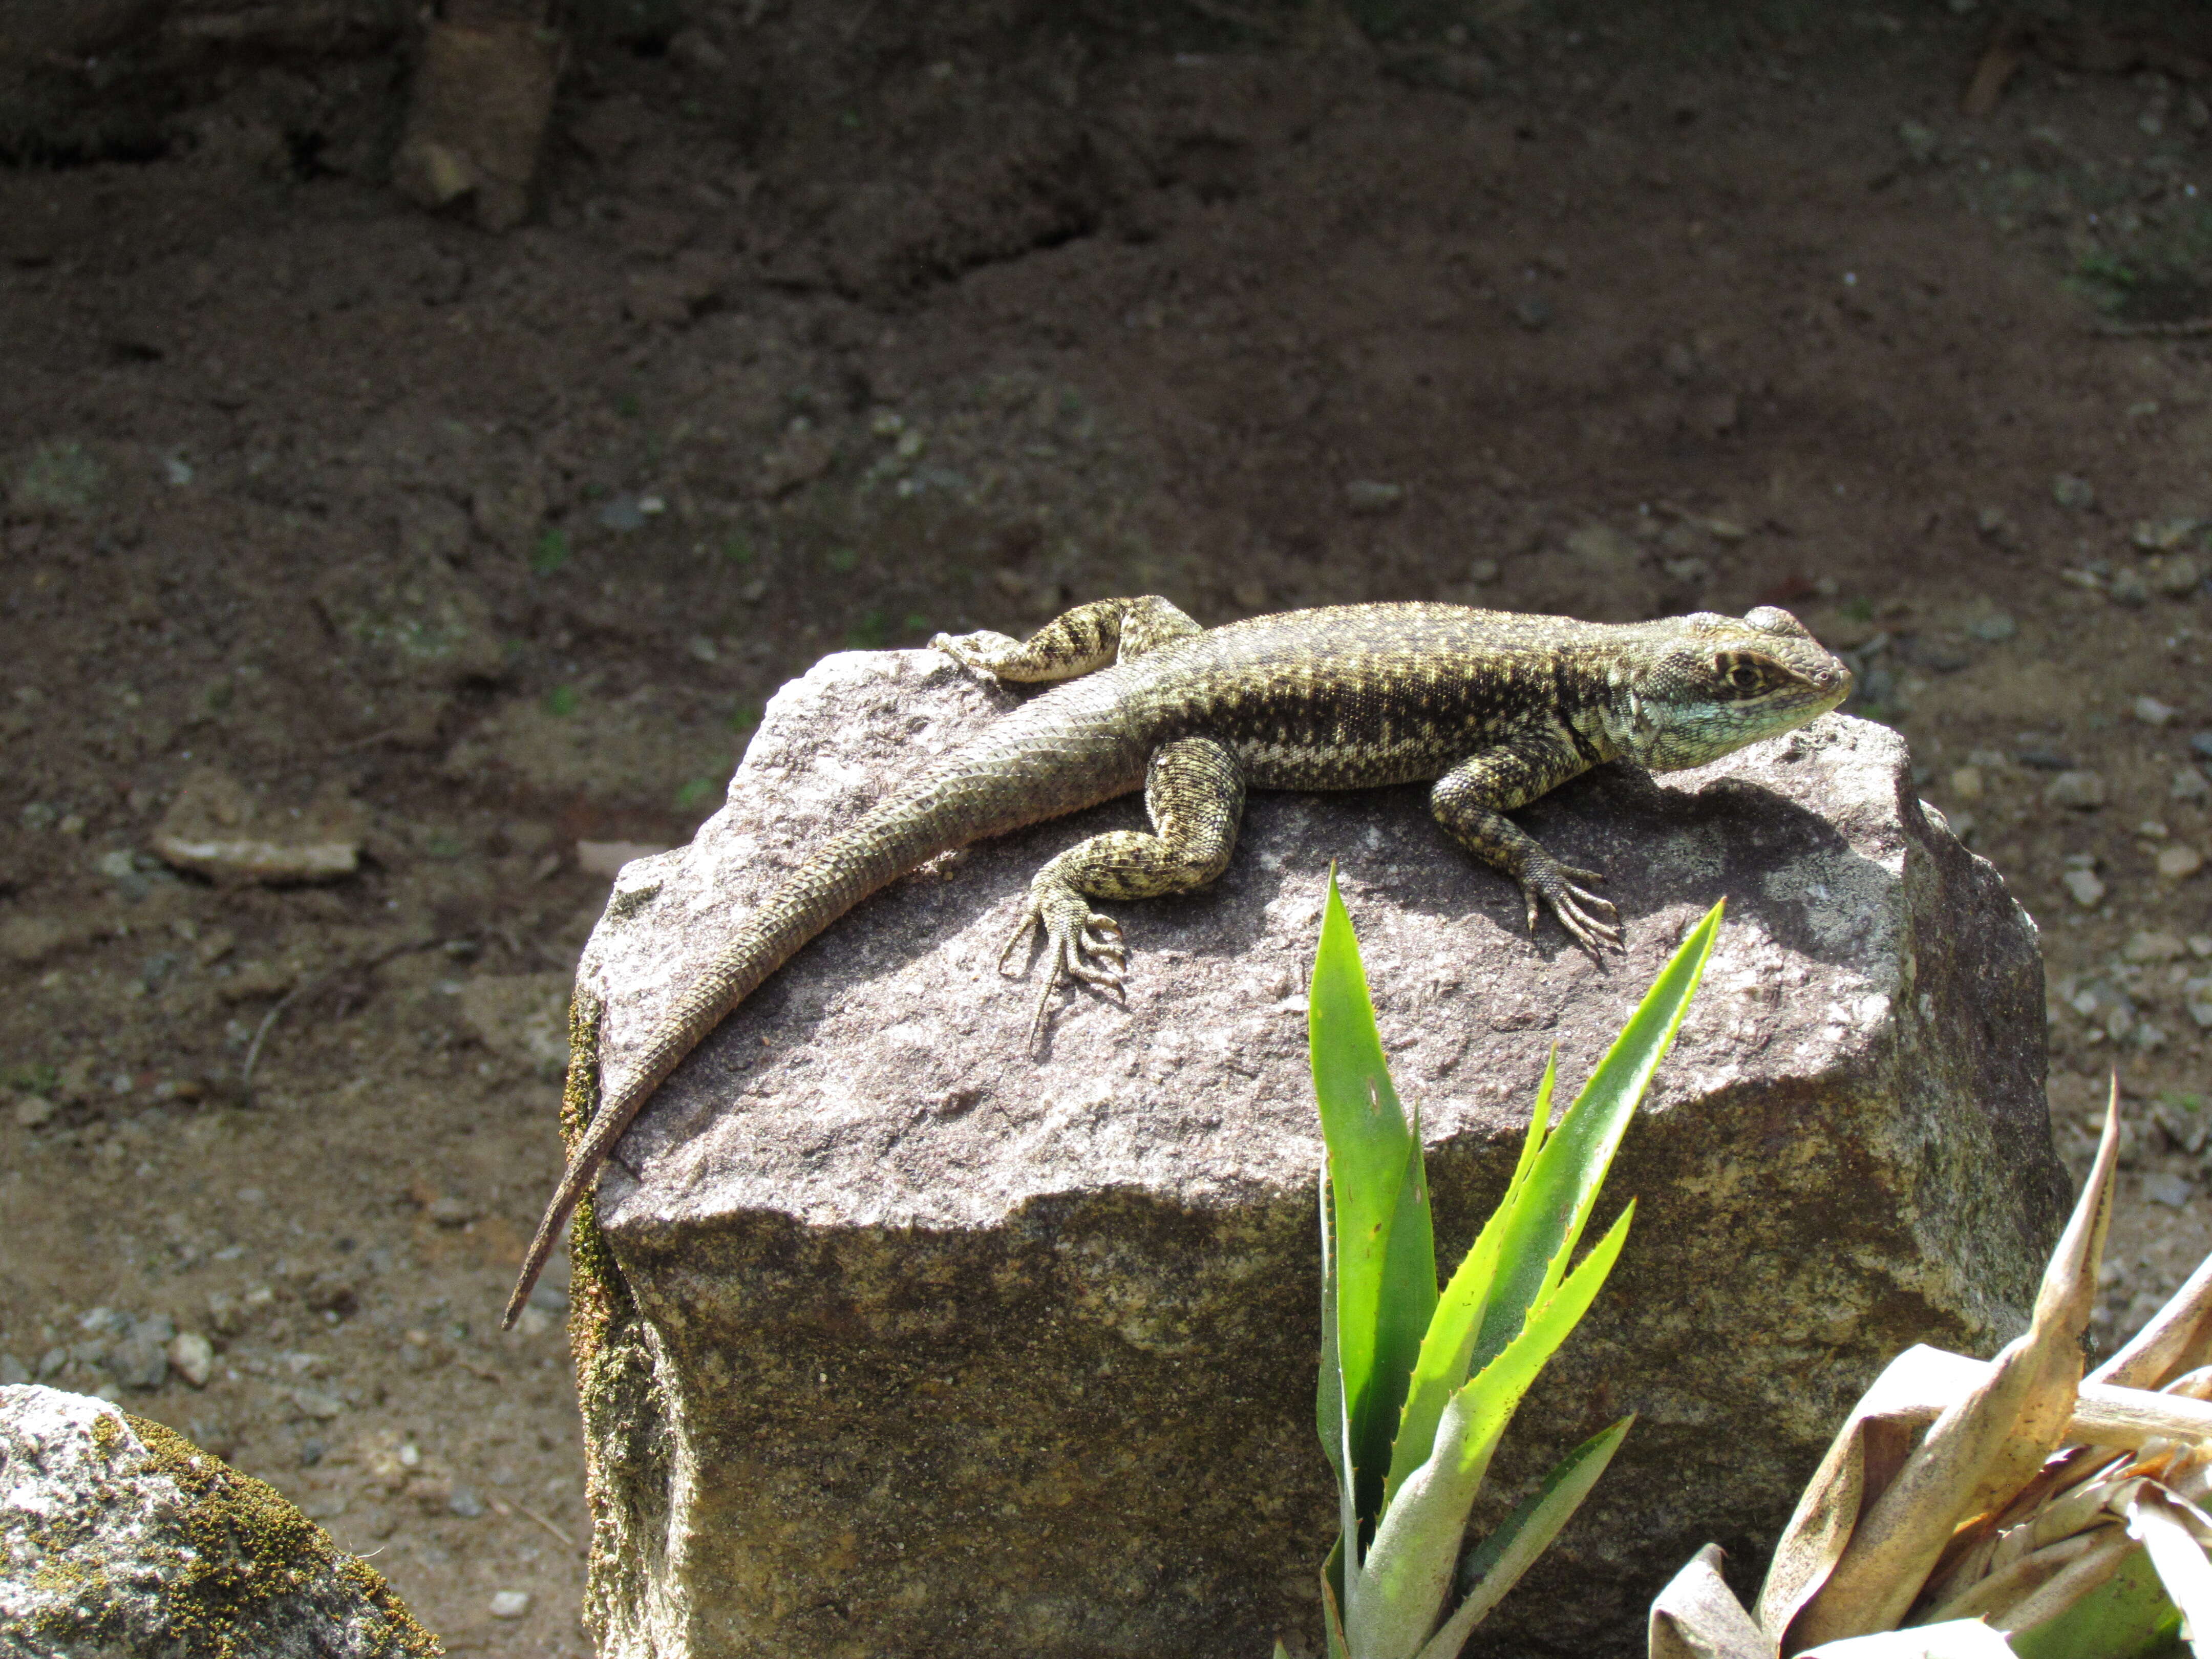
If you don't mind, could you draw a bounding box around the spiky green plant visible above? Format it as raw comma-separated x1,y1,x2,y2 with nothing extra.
1275,870,1722,1659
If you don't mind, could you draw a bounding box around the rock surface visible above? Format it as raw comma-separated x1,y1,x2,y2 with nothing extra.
569,647,2069,1659
0,1384,439,1656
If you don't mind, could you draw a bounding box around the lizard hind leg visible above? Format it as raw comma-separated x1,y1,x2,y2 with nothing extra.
1004,733,1245,1049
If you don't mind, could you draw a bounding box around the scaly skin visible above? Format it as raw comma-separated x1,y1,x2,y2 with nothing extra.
503,597,1850,1325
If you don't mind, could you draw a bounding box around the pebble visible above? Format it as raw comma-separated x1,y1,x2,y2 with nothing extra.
1967,612,2018,642
594,494,648,533
2159,844,2205,880
448,1485,487,1518
2154,555,2203,598
1343,480,1405,515
10,1093,56,1129
1948,765,1984,801
0,1353,27,1385
2111,567,2152,606
2136,696,2178,727
2124,930,2187,963
291,1386,346,1419
2062,868,2108,906
2052,473,2098,511
2045,770,2108,810
2192,733,2212,760
2194,935,2212,958
1467,558,1500,585
489,1590,532,1620
167,1331,214,1388
2145,1171,2196,1209
2132,516,2200,551
2175,769,2211,803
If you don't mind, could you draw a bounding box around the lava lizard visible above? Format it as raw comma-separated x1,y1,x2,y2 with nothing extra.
504,596,1850,1325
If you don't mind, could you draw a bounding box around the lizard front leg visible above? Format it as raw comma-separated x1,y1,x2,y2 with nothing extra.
1007,734,1244,1047
933,594,1202,682
1431,739,1621,952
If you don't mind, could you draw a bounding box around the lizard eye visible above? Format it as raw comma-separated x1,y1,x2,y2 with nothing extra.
1727,663,1761,691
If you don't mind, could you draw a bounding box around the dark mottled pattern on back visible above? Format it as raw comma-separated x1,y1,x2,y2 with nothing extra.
507,595,1851,1323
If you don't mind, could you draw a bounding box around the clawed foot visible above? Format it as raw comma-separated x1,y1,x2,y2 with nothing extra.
1000,888,1128,1049
1518,857,1622,953
932,630,1018,674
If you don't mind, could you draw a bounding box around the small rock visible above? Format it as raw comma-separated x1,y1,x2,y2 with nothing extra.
448,1485,487,1518
151,769,365,886
2132,517,2200,551
2153,555,2203,598
0,1353,28,1385
2159,844,2205,880
2175,769,2211,803
1898,120,1941,164
1967,612,2018,642
2111,568,2152,607
110,1331,167,1391
758,424,837,498
291,1386,346,1420
1948,765,1984,801
166,1331,215,1388
2052,473,2098,511
594,493,648,533
2016,745,2075,770
2062,868,2108,906
2192,733,2212,761
2192,935,2212,958
2045,770,2108,810
11,1093,56,1129
2187,982,2212,1029
425,1194,480,1227
313,557,507,688
490,1590,532,1619
1467,558,1500,586
0,914,79,966
2136,696,2178,727
2146,1170,2196,1208
1342,480,1405,515
2124,930,2187,963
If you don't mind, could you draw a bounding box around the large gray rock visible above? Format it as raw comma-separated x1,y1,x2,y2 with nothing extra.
0,1385,440,1656
566,647,2068,1659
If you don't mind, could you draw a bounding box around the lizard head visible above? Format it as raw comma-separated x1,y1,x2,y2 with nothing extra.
1608,606,1853,771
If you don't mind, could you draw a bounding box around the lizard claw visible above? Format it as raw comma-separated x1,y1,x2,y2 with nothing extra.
1518,857,1623,954
1008,889,1127,1049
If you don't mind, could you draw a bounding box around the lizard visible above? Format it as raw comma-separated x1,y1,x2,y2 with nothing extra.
503,595,1850,1326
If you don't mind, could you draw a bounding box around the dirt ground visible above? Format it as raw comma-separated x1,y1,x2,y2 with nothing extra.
4,2,2212,1651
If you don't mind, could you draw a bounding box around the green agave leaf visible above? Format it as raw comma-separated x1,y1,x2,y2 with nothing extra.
2006,1542,2182,1659
1351,1208,1636,1659
1311,866,1438,1527
1412,1415,1636,1659
1386,1052,1557,1507
1467,902,1721,1380
1447,1203,1636,1491
1323,1536,1352,1659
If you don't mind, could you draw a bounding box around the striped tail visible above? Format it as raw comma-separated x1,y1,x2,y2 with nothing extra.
501,723,1142,1326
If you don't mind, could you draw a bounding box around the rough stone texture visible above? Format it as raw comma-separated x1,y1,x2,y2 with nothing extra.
0,1384,439,1656
569,647,2069,1659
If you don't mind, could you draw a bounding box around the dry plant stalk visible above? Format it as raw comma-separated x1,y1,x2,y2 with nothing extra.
1651,1083,2212,1659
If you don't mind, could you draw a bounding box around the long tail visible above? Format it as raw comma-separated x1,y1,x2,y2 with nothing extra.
501,726,1139,1327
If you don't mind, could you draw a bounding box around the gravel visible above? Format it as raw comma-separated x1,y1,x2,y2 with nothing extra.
2062,868,2108,906
489,1590,533,1619
2045,770,2109,809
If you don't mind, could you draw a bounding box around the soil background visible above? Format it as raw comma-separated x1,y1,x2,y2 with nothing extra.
3,1,2212,1653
